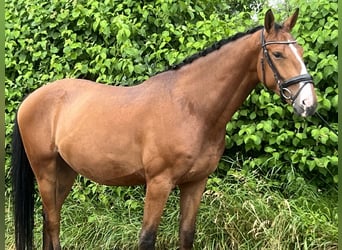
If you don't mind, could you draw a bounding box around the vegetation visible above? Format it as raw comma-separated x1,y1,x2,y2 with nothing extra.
5,0,337,249
5,166,337,249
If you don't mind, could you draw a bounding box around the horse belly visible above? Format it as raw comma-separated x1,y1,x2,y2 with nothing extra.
86,159,145,186
81,166,146,186
67,155,145,186
58,138,146,186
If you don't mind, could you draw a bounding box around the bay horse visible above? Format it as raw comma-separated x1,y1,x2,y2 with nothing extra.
12,9,317,250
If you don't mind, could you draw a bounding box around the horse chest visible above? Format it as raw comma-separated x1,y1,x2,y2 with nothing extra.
177,144,224,183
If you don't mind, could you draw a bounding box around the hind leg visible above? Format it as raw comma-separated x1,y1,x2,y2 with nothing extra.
34,155,77,250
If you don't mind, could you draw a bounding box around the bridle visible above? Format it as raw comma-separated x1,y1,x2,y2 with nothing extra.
260,28,314,103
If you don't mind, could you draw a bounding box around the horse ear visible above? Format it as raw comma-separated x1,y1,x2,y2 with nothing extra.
283,8,299,31
264,9,275,33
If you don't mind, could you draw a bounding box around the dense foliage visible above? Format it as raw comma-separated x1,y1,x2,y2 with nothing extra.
5,0,337,187
5,0,337,248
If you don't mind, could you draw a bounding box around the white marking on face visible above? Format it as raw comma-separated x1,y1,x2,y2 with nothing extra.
288,42,314,109
288,43,307,75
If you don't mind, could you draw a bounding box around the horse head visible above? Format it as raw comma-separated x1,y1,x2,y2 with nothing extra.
257,9,317,117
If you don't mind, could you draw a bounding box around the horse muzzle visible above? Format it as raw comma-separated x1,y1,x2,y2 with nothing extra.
279,74,317,117
293,100,317,117
291,81,317,117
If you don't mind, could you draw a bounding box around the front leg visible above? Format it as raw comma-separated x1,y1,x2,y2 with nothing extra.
139,176,173,250
179,178,208,250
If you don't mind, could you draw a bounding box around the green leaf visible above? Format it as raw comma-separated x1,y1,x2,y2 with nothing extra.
322,99,331,110
333,175,338,183
263,121,272,133
264,146,275,153
329,132,338,143
308,160,316,171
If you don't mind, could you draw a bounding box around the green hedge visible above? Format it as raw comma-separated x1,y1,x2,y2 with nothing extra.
5,0,337,188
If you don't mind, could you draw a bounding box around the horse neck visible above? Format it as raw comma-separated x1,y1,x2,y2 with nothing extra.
173,31,261,131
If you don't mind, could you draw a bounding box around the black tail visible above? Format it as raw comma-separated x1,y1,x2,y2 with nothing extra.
11,114,35,250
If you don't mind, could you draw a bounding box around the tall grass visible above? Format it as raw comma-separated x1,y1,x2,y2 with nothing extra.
5,164,337,249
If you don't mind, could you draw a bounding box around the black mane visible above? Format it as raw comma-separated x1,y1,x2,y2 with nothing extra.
168,25,265,71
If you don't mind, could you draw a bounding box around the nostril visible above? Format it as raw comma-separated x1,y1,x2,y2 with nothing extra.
301,98,313,107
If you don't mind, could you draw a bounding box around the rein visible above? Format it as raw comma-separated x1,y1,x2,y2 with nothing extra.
260,29,314,103
315,112,338,136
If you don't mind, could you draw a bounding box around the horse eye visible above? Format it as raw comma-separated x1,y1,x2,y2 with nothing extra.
272,52,283,59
